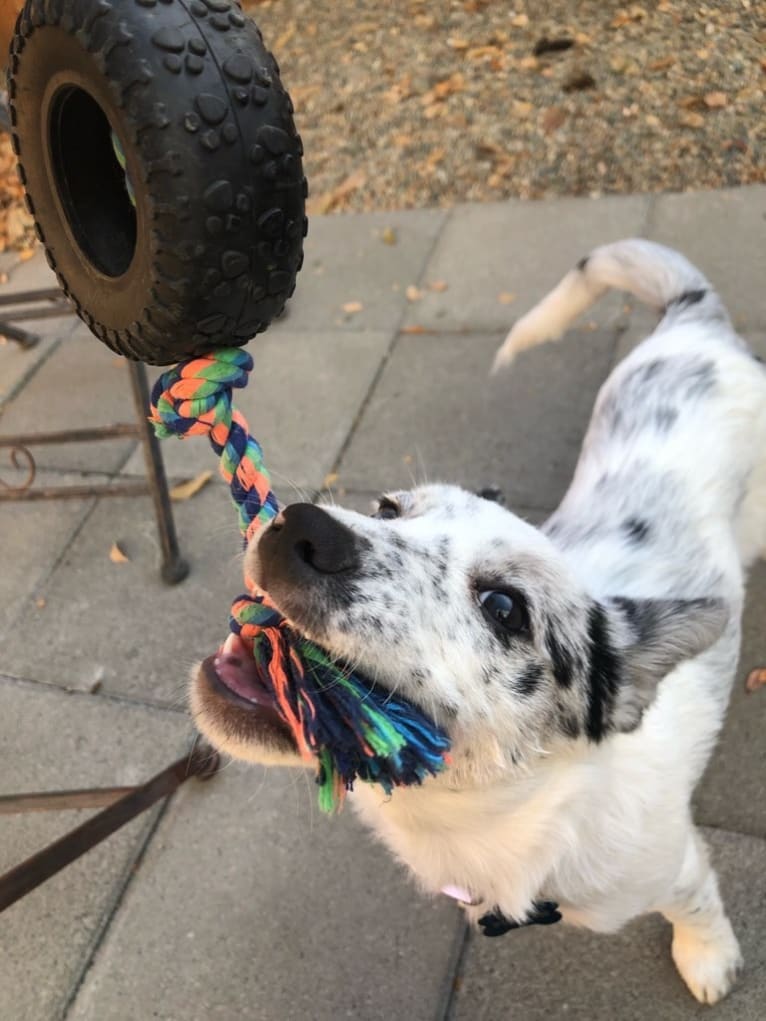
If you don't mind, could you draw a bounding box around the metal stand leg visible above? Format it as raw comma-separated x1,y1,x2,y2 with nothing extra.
0,744,220,913
126,361,189,585
1,287,189,583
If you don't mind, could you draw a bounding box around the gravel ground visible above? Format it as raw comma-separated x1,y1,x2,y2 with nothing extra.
246,0,765,213
0,1,763,256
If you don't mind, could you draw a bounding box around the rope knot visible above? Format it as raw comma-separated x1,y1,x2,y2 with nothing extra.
150,349,252,441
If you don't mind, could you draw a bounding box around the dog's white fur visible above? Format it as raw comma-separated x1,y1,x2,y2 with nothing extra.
196,240,766,1005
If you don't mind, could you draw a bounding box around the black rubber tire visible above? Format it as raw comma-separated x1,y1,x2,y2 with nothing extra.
7,0,307,365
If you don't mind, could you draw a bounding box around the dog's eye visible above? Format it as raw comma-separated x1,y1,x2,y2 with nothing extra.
478,590,529,633
373,499,400,521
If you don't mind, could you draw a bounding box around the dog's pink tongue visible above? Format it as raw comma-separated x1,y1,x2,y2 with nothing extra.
214,633,273,705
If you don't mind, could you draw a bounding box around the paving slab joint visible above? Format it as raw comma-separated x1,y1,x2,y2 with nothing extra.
329,209,453,481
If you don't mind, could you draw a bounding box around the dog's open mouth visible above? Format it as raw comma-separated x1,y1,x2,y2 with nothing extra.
196,633,297,749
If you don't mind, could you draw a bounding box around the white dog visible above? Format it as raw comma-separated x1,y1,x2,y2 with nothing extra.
192,240,766,1005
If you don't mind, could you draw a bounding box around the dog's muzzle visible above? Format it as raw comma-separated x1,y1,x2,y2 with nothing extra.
252,502,361,597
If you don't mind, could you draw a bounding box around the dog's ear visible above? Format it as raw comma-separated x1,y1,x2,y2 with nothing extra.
600,597,729,734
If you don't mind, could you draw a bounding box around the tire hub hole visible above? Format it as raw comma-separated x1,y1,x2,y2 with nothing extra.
48,86,136,278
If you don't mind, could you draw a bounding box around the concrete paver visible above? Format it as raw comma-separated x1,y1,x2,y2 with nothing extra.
450,828,766,1021
337,327,618,507
695,559,766,839
0,471,94,642
403,195,650,333
273,207,447,332
1,481,248,704
648,186,766,329
122,329,395,493
69,762,462,1021
0,679,190,1021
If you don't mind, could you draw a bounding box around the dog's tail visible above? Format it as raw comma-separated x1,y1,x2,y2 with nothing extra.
492,239,729,373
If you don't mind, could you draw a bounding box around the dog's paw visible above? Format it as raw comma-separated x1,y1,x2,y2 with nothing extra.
479,901,562,938
672,922,743,1005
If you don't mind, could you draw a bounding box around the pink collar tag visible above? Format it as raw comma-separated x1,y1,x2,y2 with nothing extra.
441,884,481,906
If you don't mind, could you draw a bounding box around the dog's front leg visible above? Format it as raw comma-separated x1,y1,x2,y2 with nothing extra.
477,900,562,938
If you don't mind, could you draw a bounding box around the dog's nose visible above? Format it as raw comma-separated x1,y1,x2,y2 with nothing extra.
257,503,360,583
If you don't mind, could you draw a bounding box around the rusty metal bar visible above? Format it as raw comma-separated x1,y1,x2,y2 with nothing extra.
127,361,189,585
0,305,73,322
0,480,152,501
0,787,137,814
0,288,188,581
0,287,65,306
0,746,219,913
0,424,140,446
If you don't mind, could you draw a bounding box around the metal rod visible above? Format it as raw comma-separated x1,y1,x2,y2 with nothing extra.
0,321,38,348
0,787,137,814
0,481,152,501
0,306,73,322
0,425,140,446
0,747,219,913
126,362,189,585
0,287,65,306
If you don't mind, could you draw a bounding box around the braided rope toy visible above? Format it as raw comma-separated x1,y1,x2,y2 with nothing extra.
149,350,451,811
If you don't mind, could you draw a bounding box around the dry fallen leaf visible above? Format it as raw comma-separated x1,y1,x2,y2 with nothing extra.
307,170,367,215
680,111,705,129
421,73,465,106
275,22,296,51
497,292,517,305
542,107,567,133
109,543,130,564
448,36,470,51
170,470,212,502
401,325,435,335
381,226,397,245
406,285,424,302
18,247,36,262
322,472,339,489
35,597,46,609
428,280,449,292
341,301,364,314
745,668,766,693
648,56,675,72
704,91,727,109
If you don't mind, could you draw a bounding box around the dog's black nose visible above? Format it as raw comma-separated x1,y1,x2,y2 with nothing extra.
257,503,360,583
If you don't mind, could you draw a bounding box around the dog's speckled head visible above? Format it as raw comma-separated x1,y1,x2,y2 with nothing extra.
192,483,726,777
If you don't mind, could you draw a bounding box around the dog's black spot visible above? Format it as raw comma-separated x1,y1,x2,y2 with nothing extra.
442,702,459,719
622,517,650,544
476,485,506,505
389,533,407,552
516,663,543,696
655,405,679,431
598,356,715,444
576,255,589,272
585,603,622,742
546,627,574,688
544,517,562,537
559,712,580,740
666,288,706,312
